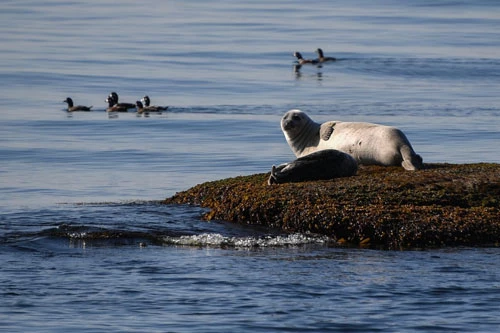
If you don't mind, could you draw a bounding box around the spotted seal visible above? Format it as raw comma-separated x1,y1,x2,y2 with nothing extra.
268,149,357,185
281,109,423,171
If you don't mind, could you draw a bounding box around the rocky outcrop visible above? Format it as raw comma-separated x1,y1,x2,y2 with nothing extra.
164,163,500,249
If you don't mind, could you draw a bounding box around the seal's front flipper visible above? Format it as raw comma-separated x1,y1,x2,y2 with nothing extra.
320,122,336,141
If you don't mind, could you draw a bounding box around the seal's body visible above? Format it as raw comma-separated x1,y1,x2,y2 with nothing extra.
281,109,423,171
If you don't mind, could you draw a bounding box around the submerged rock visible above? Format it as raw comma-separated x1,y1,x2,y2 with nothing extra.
164,163,500,250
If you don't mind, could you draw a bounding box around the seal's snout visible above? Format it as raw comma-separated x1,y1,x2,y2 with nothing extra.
282,119,294,130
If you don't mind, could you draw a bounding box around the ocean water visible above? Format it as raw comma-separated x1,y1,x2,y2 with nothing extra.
1,0,500,331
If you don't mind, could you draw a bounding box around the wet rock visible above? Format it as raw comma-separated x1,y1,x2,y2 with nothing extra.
164,163,500,249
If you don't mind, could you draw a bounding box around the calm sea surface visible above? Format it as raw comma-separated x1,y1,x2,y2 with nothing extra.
1,0,500,332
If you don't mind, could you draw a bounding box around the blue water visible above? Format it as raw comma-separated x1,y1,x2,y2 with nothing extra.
1,0,500,331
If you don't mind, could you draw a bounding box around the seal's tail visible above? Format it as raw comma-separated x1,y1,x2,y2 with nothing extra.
268,165,278,185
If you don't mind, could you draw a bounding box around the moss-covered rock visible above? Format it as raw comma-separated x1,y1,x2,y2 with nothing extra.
164,163,500,249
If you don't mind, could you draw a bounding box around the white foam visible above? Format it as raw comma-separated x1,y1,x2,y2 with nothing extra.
162,233,331,248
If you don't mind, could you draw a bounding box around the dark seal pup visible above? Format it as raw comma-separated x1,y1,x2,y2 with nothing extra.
268,149,358,185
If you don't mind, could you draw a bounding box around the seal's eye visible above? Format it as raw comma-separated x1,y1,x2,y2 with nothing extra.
292,115,301,121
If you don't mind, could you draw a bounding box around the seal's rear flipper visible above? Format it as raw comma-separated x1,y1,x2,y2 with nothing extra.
402,152,424,171
268,165,279,185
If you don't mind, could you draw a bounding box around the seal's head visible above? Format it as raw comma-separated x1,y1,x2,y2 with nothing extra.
281,109,310,138
281,109,321,157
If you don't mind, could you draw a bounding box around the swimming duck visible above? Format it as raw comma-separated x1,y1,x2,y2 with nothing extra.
63,97,92,112
141,96,169,111
315,48,336,62
135,101,146,114
108,92,136,110
136,100,165,114
293,51,318,65
105,96,129,112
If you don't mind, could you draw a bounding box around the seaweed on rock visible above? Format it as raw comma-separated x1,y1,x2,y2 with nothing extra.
164,163,500,249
